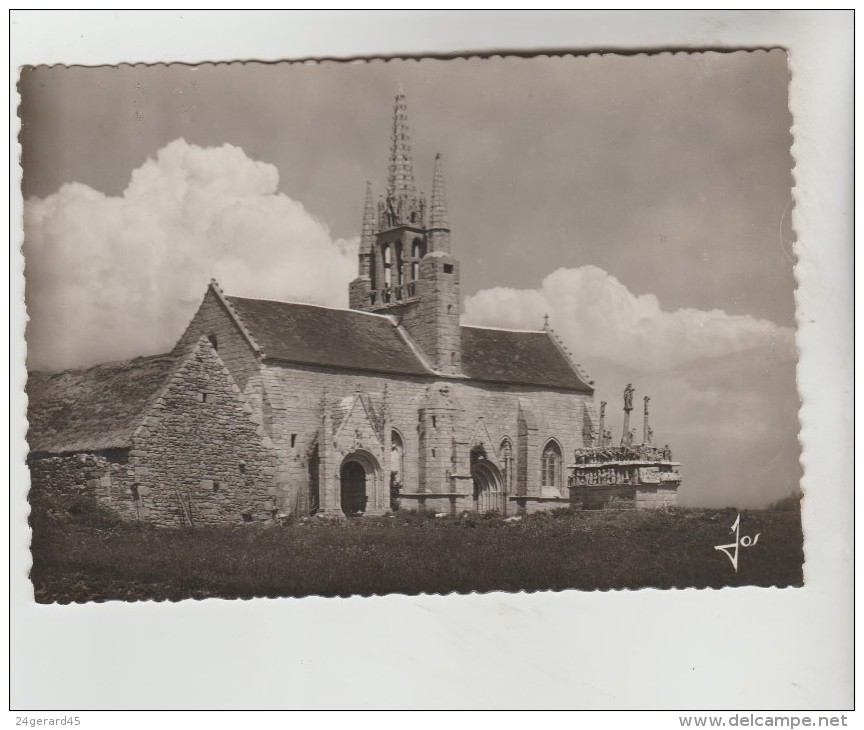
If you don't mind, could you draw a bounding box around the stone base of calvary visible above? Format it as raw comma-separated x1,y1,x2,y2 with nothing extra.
567,387,681,510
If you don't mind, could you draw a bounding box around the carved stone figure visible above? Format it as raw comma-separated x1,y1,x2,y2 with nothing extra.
624,383,635,411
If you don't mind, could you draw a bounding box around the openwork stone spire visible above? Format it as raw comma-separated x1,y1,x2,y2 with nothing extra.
379,86,425,231
357,180,376,278
360,180,375,256
429,153,450,230
387,85,416,198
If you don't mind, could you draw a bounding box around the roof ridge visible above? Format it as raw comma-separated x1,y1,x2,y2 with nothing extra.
461,324,546,335
28,351,176,377
226,293,398,321
26,349,183,454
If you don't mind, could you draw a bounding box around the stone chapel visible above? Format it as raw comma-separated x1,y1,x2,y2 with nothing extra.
26,89,680,525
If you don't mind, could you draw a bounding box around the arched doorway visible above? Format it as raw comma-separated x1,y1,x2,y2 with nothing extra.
339,451,381,516
340,462,367,515
471,456,505,514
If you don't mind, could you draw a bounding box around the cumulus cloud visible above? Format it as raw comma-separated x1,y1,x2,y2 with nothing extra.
465,267,800,508
24,139,357,371
464,266,794,372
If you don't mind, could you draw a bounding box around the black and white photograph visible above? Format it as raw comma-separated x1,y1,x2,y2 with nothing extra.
21,49,803,601
11,10,852,713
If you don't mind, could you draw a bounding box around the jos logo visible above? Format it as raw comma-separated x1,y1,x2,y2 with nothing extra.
714,514,760,572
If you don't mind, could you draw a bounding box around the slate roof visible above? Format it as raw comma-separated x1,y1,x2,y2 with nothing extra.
224,295,591,391
460,326,592,392
226,296,431,377
27,352,180,454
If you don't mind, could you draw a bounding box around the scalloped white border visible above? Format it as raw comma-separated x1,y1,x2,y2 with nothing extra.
9,10,853,711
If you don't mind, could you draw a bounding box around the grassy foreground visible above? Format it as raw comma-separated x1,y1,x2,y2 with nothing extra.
29,498,804,603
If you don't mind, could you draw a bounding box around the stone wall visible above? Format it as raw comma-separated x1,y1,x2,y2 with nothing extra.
176,286,596,516
28,450,139,521
569,484,678,510
253,362,593,516
634,486,678,509
389,253,461,375
511,496,572,515
127,339,277,526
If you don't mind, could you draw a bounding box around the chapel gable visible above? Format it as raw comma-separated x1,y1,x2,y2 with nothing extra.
172,280,262,391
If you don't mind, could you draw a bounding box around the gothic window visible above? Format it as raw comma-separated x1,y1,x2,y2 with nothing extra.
500,438,513,493
207,334,218,351
390,430,404,488
383,244,392,287
542,440,562,490
389,430,405,510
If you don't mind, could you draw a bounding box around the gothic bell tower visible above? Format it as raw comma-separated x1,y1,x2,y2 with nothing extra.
349,87,461,376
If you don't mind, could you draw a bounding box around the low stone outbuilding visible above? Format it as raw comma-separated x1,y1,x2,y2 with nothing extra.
27,336,277,526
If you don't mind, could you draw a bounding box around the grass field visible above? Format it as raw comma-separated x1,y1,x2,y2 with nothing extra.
29,499,804,603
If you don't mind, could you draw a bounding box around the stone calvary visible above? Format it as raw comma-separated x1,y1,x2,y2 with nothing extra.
26,89,681,526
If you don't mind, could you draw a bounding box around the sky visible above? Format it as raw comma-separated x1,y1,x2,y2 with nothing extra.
19,51,799,507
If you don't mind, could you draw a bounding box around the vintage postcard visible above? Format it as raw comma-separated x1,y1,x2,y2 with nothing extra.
21,51,802,601
11,9,853,713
